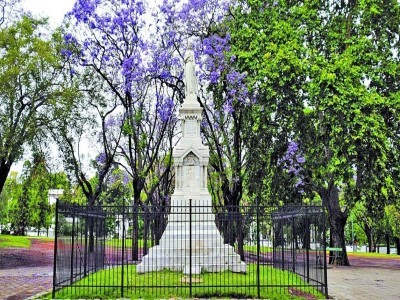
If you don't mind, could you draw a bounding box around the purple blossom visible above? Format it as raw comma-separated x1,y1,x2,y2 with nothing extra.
61,49,72,58
279,141,306,193
96,152,107,165
223,101,233,114
105,116,117,129
156,96,174,122
123,172,131,185
296,155,306,164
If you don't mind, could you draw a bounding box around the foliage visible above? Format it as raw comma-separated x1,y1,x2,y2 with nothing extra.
8,153,51,235
0,171,19,225
0,14,76,194
60,0,179,209
5,153,71,235
385,205,400,238
223,0,400,264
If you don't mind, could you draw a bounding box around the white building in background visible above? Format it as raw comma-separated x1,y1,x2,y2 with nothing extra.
48,189,64,205
25,189,64,237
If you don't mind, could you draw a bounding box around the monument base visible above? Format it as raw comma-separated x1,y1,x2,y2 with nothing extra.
136,197,246,274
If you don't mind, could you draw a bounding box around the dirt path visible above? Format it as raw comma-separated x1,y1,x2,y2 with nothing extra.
0,239,54,300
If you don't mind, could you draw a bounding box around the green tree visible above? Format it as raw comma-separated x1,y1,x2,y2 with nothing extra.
25,153,52,235
226,0,400,265
0,171,20,229
298,0,400,265
385,204,400,254
0,15,75,194
8,153,51,235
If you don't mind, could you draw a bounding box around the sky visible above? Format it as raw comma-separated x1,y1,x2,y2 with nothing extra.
22,0,76,28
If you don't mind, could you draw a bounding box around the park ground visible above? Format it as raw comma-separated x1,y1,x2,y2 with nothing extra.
0,237,399,300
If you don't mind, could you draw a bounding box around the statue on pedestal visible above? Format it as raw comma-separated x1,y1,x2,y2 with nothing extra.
184,49,198,99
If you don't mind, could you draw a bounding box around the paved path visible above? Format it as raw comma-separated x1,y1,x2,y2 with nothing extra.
328,266,400,300
0,239,53,300
0,266,53,300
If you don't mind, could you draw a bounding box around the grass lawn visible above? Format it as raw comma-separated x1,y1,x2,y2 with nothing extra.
50,264,324,299
244,244,272,253
0,234,53,249
348,251,400,259
105,238,153,248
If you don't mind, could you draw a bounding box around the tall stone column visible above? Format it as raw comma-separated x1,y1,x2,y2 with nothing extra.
136,48,246,274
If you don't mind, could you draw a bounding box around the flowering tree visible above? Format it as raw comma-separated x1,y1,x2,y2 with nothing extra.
155,0,260,259
49,66,123,207
63,0,183,258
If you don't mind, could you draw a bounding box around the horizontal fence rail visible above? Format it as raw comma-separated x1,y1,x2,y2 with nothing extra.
52,202,327,299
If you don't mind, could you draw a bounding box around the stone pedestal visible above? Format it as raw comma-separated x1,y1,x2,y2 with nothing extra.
136,49,245,274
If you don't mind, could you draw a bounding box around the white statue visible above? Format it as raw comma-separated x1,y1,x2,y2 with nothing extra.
184,49,198,98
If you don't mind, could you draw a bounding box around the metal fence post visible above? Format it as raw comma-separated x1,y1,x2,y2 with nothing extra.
70,206,76,285
84,207,88,276
256,201,260,299
121,205,126,298
306,207,310,283
52,200,59,299
322,206,328,298
189,198,192,298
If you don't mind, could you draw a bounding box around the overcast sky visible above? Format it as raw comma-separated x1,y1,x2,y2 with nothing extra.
22,0,75,28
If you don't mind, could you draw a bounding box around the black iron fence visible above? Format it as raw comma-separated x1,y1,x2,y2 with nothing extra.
52,201,327,299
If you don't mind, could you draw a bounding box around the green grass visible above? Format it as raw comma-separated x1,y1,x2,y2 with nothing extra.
348,251,400,259
49,264,324,299
0,235,53,249
105,238,153,248
244,244,272,253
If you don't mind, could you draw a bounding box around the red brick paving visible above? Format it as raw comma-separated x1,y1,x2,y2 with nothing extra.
0,239,54,300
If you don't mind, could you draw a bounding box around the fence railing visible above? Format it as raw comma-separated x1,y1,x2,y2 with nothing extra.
52,202,327,299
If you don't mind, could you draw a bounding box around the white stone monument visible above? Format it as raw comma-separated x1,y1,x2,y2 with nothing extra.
136,49,246,275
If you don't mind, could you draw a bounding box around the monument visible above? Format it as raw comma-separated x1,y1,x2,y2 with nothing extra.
136,49,246,274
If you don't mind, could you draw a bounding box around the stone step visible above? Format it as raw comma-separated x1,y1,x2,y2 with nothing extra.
137,262,246,274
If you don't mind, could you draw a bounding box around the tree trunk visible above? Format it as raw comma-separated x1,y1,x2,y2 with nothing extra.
132,203,139,261
386,233,390,254
320,184,350,266
236,212,245,261
364,224,373,252
143,212,150,256
0,159,12,194
394,237,400,255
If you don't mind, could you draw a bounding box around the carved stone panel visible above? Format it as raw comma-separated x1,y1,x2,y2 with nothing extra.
182,152,200,188
183,152,200,166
